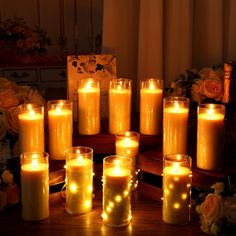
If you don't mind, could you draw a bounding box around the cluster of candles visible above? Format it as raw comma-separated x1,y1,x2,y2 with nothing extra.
17,77,225,226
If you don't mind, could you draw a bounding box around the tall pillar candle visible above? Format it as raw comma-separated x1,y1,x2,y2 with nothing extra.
109,78,131,134
78,78,100,135
162,154,192,225
115,131,140,191
48,100,73,160
197,104,225,170
163,97,189,156
102,155,132,227
20,152,49,221
18,104,44,153
140,78,163,135
66,146,93,214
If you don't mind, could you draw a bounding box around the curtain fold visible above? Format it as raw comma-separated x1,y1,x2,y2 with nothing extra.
102,0,236,110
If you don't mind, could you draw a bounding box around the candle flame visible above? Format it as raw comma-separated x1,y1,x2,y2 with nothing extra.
27,104,32,110
174,203,180,209
174,101,179,111
29,109,35,117
77,155,83,162
125,131,130,137
149,83,155,90
117,84,122,90
207,107,215,117
70,183,77,193
32,158,38,168
86,81,92,90
56,106,62,113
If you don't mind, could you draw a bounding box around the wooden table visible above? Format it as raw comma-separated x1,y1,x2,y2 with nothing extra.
0,163,206,236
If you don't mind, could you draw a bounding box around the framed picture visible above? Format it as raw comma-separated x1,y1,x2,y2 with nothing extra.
67,54,117,120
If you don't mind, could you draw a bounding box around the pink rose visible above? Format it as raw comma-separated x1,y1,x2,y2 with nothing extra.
201,193,223,224
200,78,223,101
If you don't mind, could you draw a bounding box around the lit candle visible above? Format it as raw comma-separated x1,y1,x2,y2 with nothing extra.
20,152,49,221
48,100,73,160
197,104,225,170
102,155,132,227
109,78,131,134
18,104,44,153
115,131,140,191
162,154,192,225
140,78,163,135
163,97,189,156
78,78,100,135
66,146,93,214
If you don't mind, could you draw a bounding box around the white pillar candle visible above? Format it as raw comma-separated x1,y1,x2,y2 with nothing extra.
140,78,163,135
18,104,44,153
197,104,225,170
109,78,131,134
115,131,140,191
163,97,189,156
20,152,49,221
66,146,93,214
162,154,192,225
78,78,100,135
102,155,132,227
48,100,73,160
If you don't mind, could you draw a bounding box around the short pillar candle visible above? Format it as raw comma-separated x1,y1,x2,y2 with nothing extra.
197,104,225,170
47,100,73,160
115,131,140,191
140,78,163,135
162,154,192,225
102,155,132,227
20,152,49,221
78,78,100,135
18,104,44,153
109,78,131,134
163,97,189,156
66,146,93,214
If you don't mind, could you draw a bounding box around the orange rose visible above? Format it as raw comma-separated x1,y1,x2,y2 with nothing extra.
0,88,19,109
201,193,223,224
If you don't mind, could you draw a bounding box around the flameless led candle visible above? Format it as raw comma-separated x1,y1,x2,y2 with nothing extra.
197,104,225,170
102,155,132,227
115,131,140,191
18,104,44,153
163,97,189,156
47,100,73,160
109,78,131,134
78,78,100,135
66,146,93,214
20,152,49,221
162,154,192,225
140,78,163,135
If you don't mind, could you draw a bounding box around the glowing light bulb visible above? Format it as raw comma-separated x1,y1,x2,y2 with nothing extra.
181,193,187,200
174,203,180,209
88,185,93,193
115,195,122,203
85,200,91,208
70,183,77,193
109,201,114,208
123,190,129,197
102,212,107,220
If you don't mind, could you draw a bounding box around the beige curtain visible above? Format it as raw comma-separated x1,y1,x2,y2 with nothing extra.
102,0,236,110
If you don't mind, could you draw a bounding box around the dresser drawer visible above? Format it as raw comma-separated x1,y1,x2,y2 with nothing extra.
3,69,37,82
40,67,66,82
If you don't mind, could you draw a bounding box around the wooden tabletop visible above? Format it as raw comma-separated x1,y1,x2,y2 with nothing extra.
0,164,206,236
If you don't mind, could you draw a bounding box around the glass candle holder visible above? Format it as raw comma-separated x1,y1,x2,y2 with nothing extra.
109,78,132,134
66,146,93,214
102,155,132,227
47,100,73,160
197,104,225,170
162,154,192,225
18,104,44,153
140,78,163,135
77,78,100,135
20,152,49,221
115,131,140,191
163,97,189,156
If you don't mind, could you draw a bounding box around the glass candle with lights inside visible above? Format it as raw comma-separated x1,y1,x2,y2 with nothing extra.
115,131,140,191
78,78,100,135
162,154,192,225
197,104,225,170
66,146,93,214
140,78,163,135
18,104,44,153
163,97,189,156
102,155,132,227
20,152,49,221
47,100,73,160
109,78,131,134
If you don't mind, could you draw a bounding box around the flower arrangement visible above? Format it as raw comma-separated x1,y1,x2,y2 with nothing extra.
166,66,225,105
0,170,20,212
0,77,45,157
195,181,236,235
0,16,51,56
